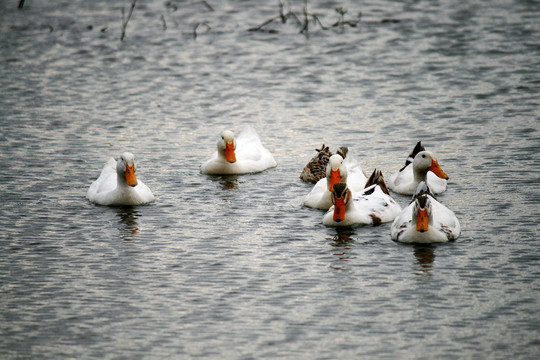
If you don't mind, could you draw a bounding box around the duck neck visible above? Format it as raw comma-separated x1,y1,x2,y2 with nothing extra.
413,167,428,184
117,172,130,189
218,148,228,161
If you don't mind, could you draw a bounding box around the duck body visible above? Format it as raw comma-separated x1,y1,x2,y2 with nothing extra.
323,170,401,227
388,143,449,195
303,153,367,210
300,145,348,184
391,182,460,243
200,125,277,175
87,152,155,206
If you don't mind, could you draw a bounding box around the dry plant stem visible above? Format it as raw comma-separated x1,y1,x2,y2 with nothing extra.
248,15,282,32
312,14,328,30
288,11,302,25
248,0,301,32
248,0,329,33
300,0,309,33
279,1,286,23
120,0,137,41
199,0,214,12
160,15,167,30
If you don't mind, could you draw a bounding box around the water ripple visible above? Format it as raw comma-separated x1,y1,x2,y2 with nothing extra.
1,0,539,359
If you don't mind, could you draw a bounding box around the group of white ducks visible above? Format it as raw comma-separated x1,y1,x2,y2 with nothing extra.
87,125,460,244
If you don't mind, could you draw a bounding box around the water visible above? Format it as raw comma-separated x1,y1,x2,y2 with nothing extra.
1,0,539,358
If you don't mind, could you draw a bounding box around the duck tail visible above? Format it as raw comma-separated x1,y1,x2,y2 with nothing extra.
364,169,390,195
400,141,425,171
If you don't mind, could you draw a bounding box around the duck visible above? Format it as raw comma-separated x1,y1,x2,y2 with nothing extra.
200,125,277,175
87,152,155,206
391,182,461,243
323,169,402,226
388,142,449,195
300,144,348,183
303,153,367,210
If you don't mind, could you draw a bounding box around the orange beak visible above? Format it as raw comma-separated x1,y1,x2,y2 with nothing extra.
329,169,341,192
429,159,449,180
416,208,429,232
225,142,236,163
125,163,138,187
333,196,346,222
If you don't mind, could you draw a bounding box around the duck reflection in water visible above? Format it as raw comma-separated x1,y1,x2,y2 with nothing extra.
412,244,436,277
115,206,141,241
210,175,239,191
328,228,356,267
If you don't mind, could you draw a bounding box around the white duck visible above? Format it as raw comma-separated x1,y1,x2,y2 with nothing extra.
303,153,367,210
87,152,155,206
388,143,449,195
391,182,460,243
200,125,277,175
323,170,402,227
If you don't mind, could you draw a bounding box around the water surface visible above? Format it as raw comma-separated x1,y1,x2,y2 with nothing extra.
1,0,539,358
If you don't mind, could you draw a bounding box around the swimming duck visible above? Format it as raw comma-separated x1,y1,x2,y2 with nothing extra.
200,125,277,175
87,152,155,206
303,153,367,210
388,142,449,195
300,144,348,183
391,182,461,243
323,169,402,226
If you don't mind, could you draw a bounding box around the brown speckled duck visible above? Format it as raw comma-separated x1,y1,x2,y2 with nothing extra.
300,144,348,183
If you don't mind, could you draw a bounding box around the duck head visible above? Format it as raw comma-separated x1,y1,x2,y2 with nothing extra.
218,130,236,163
413,194,433,232
336,146,348,159
327,154,346,192
413,151,449,181
331,182,351,222
117,152,138,187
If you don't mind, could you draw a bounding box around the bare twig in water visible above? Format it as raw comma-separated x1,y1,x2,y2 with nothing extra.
312,15,329,30
120,0,137,41
248,0,302,32
193,21,211,39
300,0,328,33
198,0,214,12
248,16,281,32
18,0,25,9
300,0,309,33
279,0,286,23
288,10,302,26
160,15,167,30
249,0,328,34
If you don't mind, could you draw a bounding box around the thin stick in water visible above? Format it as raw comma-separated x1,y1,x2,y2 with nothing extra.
120,0,137,41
